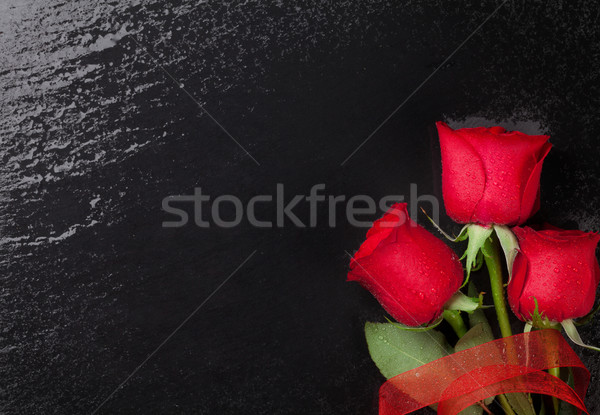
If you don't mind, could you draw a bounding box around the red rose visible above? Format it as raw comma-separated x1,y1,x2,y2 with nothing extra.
347,203,463,326
507,226,600,322
436,122,552,226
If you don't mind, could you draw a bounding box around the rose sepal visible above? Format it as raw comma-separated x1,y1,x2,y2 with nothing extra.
561,319,600,353
463,224,494,286
528,298,561,330
419,209,489,287
420,207,469,243
419,214,518,288
494,225,520,284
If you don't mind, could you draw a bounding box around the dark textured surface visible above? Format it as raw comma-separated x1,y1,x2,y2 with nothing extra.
1,1,600,414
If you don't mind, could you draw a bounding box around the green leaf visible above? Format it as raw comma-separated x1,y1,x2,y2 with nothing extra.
463,225,494,287
364,322,453,379
455,326,534,415
457,404,483,415
455,323,494,352
384,315,444,332
385,316,444,331
494,225,520,284
465,283,535,415
558,369,578,415
464,284,498,407
558,400,578,415
505,392,536,415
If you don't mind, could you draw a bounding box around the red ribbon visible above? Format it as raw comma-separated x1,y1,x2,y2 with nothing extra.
379,329,589,415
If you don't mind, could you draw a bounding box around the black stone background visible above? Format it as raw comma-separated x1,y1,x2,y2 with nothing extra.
1,1,600,414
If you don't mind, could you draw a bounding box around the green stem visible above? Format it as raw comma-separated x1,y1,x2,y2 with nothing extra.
443,309,468,338
482,233,517,415
548,366,561,414
497,394,517,415
483,234,513,338
442,308,515,414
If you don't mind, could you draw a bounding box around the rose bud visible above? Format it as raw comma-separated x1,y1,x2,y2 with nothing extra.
347,203,463,326
507,226,600,323
436,122,552,226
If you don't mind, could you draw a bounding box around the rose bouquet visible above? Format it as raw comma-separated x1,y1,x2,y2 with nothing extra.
348,123,600,415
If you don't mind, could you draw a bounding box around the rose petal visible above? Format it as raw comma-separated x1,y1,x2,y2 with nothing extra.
352,203,408,263
507,250,529,319
350,244,445,325
518,142,552,224
509,227,600,322
464,132,550,225
436,122,486,224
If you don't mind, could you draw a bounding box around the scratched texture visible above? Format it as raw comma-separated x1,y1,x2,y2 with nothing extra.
1,0,599,414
